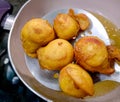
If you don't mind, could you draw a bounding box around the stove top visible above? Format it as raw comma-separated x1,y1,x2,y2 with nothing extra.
0,0,46,102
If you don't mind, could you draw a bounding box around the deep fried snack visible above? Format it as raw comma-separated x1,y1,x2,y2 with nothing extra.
74,36,114,74
53,13,80,40
68,9,76,20
37,39,74,70
75,13,90,30
107,45,120,61
21,18,55,58
59,63,94,98
22,40,40,58
68,9,90,30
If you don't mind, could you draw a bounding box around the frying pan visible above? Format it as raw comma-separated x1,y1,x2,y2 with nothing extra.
7,0,120,101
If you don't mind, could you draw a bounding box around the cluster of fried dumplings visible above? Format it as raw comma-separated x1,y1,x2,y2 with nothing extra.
20,9,120,98
20,9,90,58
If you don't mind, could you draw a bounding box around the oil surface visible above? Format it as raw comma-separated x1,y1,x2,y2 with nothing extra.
92,13,120,48
85,80,120,99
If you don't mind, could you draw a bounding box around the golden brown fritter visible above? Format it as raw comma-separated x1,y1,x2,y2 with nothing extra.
37,39,74,70
21,18,55,58
74,36,114,74
68,9,90,30
75,13,90,30
53,13,80,40
107,45,120,61
59,63,94,98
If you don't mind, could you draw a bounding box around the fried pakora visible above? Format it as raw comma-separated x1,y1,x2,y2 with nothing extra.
74,36,115,74
68,9,90,30
107,45,120,61
59,63,94,98
37,39,74,70
54,13,80,40
21,18,55,58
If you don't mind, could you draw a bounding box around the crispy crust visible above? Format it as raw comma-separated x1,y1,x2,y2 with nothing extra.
74,36,114,74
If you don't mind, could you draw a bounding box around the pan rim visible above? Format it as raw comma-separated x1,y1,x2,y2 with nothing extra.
7,0,52,101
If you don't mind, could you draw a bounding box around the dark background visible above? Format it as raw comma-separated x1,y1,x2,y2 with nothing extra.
6,0,27,15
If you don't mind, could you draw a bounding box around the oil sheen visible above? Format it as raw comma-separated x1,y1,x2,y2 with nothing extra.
92,13,120,49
